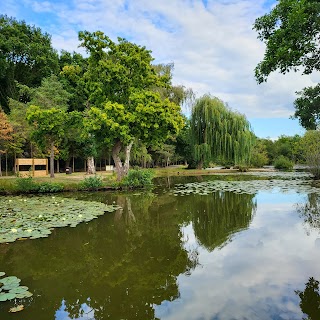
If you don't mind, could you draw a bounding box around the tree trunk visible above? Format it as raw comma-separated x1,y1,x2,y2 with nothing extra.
112,140,133,181
123,141,133,175
87,156,96,174
5,152,8,176
197,159,203,170
112,141,124,181
50,142,55,178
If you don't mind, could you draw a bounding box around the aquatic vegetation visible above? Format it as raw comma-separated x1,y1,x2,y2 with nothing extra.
0,196,121,243
173,172,317,196
0,272,32,301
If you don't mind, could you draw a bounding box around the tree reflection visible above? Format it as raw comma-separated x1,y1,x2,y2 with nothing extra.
0,192,198,320
295,277,320,320
296,193,320,234
182,191,257,251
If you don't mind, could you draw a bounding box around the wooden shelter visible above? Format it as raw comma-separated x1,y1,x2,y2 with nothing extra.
15,158,48,177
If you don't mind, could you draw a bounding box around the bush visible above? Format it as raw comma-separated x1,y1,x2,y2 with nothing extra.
274,156,293,170
38,182,64,193
15,176,39,192
79,175,104,190
122,169,154,188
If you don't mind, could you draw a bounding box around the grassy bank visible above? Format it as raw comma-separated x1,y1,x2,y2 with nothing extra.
0,166,270,194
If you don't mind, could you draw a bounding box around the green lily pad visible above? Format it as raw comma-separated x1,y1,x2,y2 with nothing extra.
9,286,28,294
0,292,16,301
0,272,5,277
0,276,20,285
20,291,33,298
0,196,121,244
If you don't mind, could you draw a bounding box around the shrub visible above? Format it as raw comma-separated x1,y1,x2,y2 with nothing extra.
38,182,64,193
79,175,104,190
274,156,293,170
15,176,39,192
122,169,154,188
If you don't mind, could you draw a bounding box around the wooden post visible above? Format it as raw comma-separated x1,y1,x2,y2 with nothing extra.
32,158,35,177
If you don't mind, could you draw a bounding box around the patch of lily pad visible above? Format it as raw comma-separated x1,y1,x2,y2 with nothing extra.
0,196,121,244
173,172,320,196
0,272,32,302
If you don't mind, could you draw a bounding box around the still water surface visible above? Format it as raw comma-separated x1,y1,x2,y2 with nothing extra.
0,175,320,319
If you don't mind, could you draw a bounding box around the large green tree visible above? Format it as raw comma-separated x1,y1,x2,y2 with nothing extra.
79,31,184,180
190,95,254,169
253,0,320,128
27,106,67,178
0,15,59,112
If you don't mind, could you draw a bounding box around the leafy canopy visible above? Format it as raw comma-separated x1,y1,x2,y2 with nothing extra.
190,95,254,167
0,15,59,111
253,0,320,83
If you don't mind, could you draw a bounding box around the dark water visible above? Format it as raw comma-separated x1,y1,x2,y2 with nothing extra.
0,176,320,320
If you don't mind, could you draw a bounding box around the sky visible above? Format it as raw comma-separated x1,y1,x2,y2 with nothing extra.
0,0,315,139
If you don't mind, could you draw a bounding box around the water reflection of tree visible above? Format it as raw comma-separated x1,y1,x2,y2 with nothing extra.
296,193,320,234
295,277,320,320
181,191,257,251
0,192,197,320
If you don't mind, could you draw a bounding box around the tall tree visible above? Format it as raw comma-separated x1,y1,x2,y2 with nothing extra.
0,15,59,112
27,106,67,178
30,74,71,111
79,31,184,180
59,50,88,112
253,0,320,128
190,95,254,169
253,0,320,83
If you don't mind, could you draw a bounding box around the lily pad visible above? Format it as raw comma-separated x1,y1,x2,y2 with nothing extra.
0,292,16,301
0,196,121,244
0,276,20,285
0,272,5,277
9,286,28,294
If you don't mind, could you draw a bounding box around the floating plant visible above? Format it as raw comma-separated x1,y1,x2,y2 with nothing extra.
0,272,32,302
173,172,319,197
0,196,121,244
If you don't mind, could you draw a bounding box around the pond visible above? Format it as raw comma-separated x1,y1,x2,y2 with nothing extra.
0,173,320,319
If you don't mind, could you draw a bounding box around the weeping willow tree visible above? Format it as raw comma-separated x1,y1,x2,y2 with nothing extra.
190,95,255,168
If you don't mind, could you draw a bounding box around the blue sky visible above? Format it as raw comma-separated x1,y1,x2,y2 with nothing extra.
1,0,315,139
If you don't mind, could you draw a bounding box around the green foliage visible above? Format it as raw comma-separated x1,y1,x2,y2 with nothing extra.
30,74,71,111
0,15,59,112
27,106,67,149
274,156,293,170
15,176,38,192
80,175,104,190
254,1,320,130
190,95,254,168
59,51,88,112
253,0,320,83
300,130,320,179
37,182,64,193
122,169,154,188
250,138,269,167
80,31,184,180
294,84,320,130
